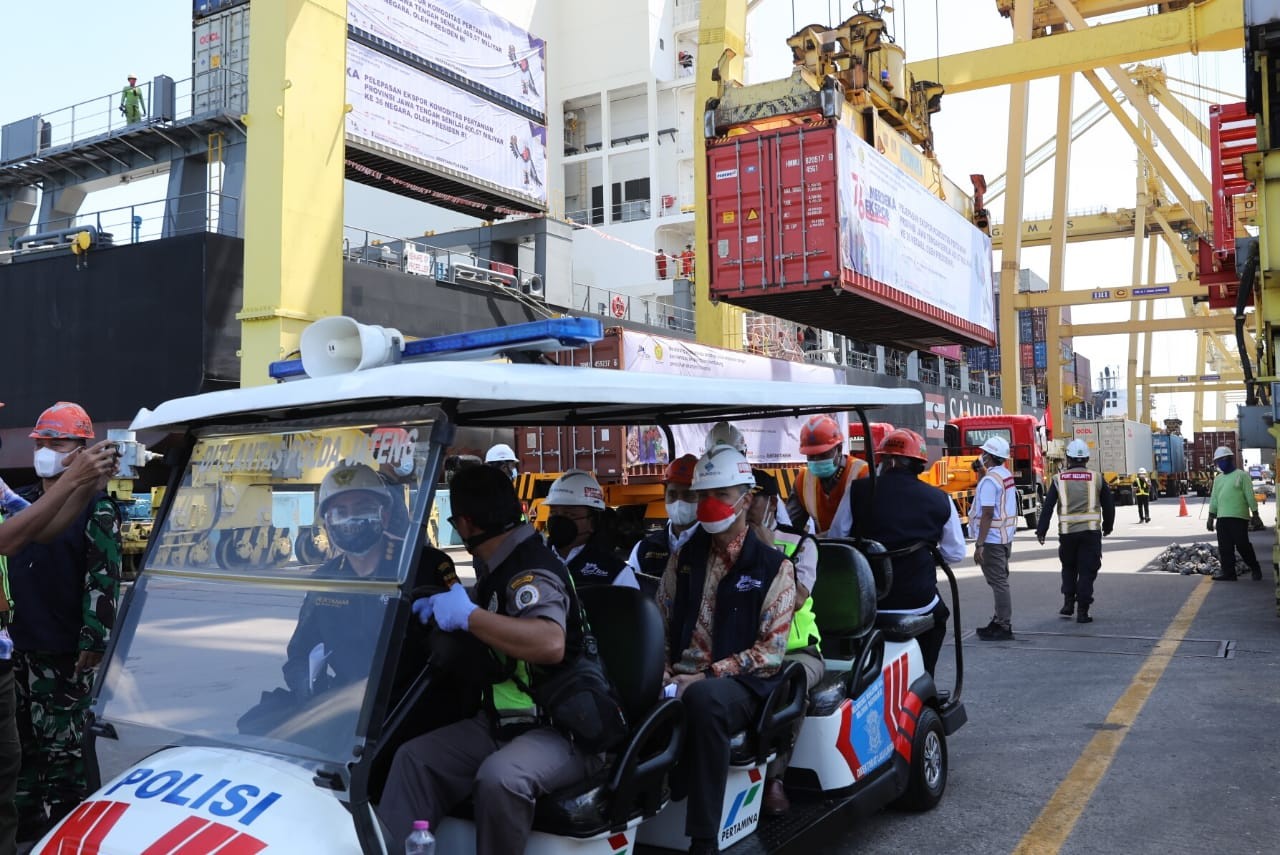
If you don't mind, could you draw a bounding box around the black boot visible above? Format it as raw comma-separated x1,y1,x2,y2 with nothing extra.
1077,604,1093,624
1059,595,1074,617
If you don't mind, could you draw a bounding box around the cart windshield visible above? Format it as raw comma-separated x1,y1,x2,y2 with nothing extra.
95,418,437,769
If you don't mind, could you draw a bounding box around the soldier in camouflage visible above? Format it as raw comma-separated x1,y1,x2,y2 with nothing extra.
7,402,122,841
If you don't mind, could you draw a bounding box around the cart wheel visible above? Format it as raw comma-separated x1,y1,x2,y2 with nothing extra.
895,706,947,811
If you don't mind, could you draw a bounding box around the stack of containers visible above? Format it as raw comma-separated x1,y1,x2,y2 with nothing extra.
964,291,1077,401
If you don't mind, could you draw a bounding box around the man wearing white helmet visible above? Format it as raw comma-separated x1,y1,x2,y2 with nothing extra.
484,443,520,481
543,470,637,589
1036,440,1114,623
1134,467,1152,524
656,446,796,854
971,435,1021,640
1207,445,1262,581
706,421,793,527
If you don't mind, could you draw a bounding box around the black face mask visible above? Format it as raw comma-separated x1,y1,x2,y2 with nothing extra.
328,515,384,555
545,515,582,550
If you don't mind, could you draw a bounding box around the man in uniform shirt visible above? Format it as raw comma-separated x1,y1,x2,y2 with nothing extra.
543,470,636,589
1134,467,1152,524
971,436,1021,640
787,414,867,537
1037,440,1115,623
626,454,700,589
379,464,600,855
1206,446,1263,582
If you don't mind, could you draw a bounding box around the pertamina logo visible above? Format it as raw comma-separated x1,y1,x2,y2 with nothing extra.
721,768,763,843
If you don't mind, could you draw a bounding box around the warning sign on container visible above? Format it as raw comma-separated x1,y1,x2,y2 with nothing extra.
747,208,759,220
723,211,736,224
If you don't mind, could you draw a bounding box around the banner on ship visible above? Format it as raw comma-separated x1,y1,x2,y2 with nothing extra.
346,41,547,207
836,124,995,334
348,0,546,119
619,332,846,465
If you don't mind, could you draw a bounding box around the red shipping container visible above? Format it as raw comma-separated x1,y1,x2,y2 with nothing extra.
707,121,996,348
1020,343,1034,368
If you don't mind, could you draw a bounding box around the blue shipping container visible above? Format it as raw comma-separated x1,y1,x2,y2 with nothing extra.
1152,434,1186,474
1018,311,1033,342
1033,341,1047,369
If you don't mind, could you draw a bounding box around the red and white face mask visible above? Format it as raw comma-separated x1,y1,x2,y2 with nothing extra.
697,493,745,534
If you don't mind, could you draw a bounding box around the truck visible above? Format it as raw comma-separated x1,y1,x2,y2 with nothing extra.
1152,433,1188,497
849,421,894,462
1187,430,1239,496
922,414,1045,533
1071,419,1154,505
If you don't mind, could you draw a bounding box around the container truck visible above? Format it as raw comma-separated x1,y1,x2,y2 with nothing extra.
1071,419,1154,505
922,414,1045,533
1152,433,1188,497
1187,430,1239,496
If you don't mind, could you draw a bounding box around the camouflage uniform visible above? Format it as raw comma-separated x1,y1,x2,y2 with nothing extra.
10,492,120,835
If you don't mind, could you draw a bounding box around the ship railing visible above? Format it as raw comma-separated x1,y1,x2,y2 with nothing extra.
0,191,239,259
573,282,695,332
674,0,701,28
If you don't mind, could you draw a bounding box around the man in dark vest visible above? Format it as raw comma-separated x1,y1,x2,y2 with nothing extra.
846,429,965,673
543,469,636,589
1037,440,1115,623
9,402,122,840
379,465,600,854
626,454,700,589
656,446,796,855
1134,467,1152,524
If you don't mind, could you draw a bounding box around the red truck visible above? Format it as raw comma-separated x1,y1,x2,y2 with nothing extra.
925,414,1046,530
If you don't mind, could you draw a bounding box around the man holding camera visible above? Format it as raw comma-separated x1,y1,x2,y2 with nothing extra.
7,402,122,841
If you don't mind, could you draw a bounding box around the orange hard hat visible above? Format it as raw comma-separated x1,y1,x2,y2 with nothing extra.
30,401,94,440
799,415,842,455
664,453,699,486
878,428,928,462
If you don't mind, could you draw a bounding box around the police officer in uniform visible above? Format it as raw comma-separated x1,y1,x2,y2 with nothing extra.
1036,440,1115,623
656,446,796,855
746,469,823,817
626,454,700,590
846,429,965,672
1134,467,1152,524
379,464,601,854
787,415,867,537
543,470,637,589
971,436,1020,641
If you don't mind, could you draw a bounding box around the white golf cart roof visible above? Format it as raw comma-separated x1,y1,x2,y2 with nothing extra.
131,360,922,433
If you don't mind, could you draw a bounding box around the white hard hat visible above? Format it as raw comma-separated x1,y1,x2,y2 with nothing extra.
1066,439,1090,459
979,436,1011,459
1137,467,1147,475
318,461,390,515
546,469,606,510
485,443,518,464
1213,446,1234,461
704,421,748,455
691,445,755,491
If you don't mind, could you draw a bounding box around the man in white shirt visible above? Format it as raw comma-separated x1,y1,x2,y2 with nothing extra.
971,436,1020,641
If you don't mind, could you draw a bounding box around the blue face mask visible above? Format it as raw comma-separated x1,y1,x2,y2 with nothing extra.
807,458,838,479
1216,458,1235,473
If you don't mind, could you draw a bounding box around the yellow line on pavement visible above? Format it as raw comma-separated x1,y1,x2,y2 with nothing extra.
1011,575,1214,855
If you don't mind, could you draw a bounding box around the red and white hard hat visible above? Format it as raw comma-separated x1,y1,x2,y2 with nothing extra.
546,469,606,510
30,401,94,440
798,414,842,455
691,446,755,491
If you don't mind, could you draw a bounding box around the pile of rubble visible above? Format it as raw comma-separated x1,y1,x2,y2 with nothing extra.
1154,542,1221,575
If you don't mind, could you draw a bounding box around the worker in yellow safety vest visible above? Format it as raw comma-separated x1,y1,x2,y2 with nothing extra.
1134,467,1152,524
787,414,867,536
1036,440,1115,624
746,468,822,818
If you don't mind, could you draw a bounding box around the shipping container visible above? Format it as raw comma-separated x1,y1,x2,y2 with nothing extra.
1072,419,1154,476
1033,341,1048,369
707,121,995,348
1153,434,1186,475
1188,430,1239,470
193,3,250,115
1020,343,1034,369
1018,311,1033,342
1032,314,1047,341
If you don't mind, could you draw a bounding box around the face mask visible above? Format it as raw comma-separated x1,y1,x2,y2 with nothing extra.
545,515,582,550
327,514,384,555
508,468,518,482
697,495,743,534
1217,458,1235,473
666,499,698,527
33,447,70,479
807,458,838,479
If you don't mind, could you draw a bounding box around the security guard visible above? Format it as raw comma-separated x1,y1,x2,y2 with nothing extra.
656,446,796,855
746,469,823,817
1037,440,1115,623
544,469,636,589
1134,467,1152,524
626,454,700,587
787,414,867,536
379,464,600,855
847,429,965,671
972,436,1020,640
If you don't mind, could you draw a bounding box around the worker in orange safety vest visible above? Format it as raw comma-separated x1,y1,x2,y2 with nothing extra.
788,415,868,537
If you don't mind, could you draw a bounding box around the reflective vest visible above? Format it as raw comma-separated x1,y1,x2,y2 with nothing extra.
978,466,1019,544
773,528,821,653
797,455,865,535
1054,469,1102,534
1135,477,1150,498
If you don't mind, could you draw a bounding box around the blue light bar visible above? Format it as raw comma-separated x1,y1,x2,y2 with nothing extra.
268,316,605,381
